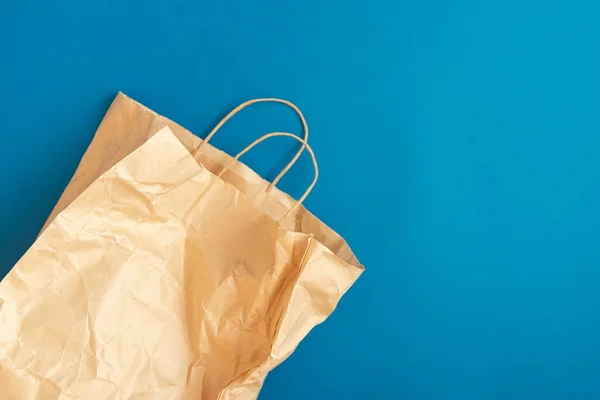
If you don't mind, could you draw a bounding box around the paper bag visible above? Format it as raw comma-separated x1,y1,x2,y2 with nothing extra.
0,115,362,397
38,94,363,394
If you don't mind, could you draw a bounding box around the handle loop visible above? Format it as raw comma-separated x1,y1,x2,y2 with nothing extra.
218,132,318,221
195,98,309,193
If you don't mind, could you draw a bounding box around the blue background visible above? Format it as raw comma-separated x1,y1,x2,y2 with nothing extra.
1,1,600,399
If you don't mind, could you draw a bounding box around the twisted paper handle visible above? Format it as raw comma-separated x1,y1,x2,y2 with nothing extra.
195,98,309,193
218,132,318,221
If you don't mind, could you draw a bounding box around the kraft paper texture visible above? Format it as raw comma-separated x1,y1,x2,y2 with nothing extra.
42,94,360,269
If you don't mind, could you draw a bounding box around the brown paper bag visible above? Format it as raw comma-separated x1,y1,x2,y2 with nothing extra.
39,95,363,391
0,99,363,398
43,94,364,380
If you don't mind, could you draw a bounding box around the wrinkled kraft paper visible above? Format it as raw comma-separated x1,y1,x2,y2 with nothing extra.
0,96,363,399
42,93,360,269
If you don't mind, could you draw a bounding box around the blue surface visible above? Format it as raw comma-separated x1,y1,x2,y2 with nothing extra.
2,1,600,399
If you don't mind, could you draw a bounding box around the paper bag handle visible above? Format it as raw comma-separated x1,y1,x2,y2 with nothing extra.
218,132,318,221
195,98,309,194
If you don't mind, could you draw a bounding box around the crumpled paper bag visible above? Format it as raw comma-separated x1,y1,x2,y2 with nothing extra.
1,96,363,399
